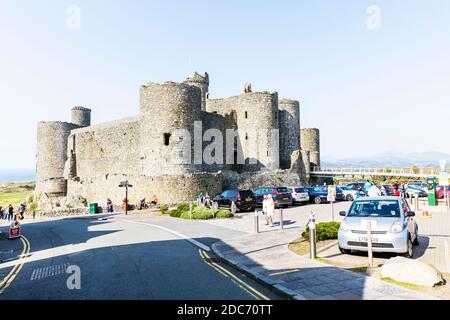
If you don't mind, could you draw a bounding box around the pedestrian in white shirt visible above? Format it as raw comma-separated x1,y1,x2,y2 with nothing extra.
368,184,382,197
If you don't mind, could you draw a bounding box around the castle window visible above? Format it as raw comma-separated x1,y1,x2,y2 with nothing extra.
245,133,248,140
275,111,278,120
245,111,248,119
163,133,171,146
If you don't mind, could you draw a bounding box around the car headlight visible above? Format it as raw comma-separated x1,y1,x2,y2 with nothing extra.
390,220,405,233
340,221,350,232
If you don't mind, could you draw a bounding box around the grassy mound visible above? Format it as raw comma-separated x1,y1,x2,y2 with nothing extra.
302,221,341,241
169,204,233,220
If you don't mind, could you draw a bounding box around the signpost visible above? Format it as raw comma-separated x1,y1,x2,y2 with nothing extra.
119,180,133,215
327,185,336,221
439,161,449,212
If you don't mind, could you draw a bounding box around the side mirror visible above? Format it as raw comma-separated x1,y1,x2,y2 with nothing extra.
407,211,416,217
339,211,347,217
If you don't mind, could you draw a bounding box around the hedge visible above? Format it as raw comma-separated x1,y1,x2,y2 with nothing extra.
169,204,233,220
302,222,341,241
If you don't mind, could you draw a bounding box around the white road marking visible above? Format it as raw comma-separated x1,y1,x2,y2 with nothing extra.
30,263,70,281
124,220,211,252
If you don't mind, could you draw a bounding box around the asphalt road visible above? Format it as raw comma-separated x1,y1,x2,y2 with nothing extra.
0,213,282,300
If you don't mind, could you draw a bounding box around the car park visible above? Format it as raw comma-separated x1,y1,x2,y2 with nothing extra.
288,186,309,205
340,185,364,201
213,189,255,212
306,186,345,204
338,196,419,258
254,187,293,208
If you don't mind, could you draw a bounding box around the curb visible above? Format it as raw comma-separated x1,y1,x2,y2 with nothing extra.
211,242,306,300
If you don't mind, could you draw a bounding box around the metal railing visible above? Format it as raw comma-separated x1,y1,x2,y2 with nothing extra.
311,167,441,178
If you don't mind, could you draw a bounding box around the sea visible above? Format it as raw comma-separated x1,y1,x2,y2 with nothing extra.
0,169,36,183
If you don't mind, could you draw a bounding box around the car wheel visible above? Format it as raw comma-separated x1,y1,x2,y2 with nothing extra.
339,246,351,255
314,196,322,205
403,236,414,258
346,194,354,201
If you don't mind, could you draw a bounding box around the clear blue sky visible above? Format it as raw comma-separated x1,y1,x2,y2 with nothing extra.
1,0,449,169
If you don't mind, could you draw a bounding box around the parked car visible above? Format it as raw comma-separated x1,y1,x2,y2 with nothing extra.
254,187,292,208
437,186,450,199
405,185,428,198
408,182,428,193
306,186,345,204
288,186,309,205
338,196,419,258
379,185,398,196
213,189,255,212
344,182,367,195
383,184,400,197
340,185,364,201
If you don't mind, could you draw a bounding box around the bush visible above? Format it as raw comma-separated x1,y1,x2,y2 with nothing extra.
302,222,341,241
216,209,233,219
159,204,169,214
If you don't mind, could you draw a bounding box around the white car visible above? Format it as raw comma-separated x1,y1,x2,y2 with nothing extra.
289,186,309,204
340,185,364,201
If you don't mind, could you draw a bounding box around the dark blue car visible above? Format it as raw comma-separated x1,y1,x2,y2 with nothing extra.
306,186,345,204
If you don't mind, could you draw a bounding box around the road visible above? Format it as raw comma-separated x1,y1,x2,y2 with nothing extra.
0,213,283,300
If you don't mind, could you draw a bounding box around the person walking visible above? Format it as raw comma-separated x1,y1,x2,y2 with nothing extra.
18,202,25,220
7,204,14,222
368,184,382,197
262,195,269,225
106,198,113,213
364,180,372,195
266,194,275,227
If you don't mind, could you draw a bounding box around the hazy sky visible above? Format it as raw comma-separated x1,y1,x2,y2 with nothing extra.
1,0,449,170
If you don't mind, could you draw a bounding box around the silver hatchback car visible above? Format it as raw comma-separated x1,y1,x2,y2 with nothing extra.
338,196,419,258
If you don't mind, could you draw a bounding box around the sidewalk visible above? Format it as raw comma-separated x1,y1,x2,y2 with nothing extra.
211,229,436,300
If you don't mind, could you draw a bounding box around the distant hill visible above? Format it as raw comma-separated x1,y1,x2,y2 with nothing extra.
0,169,35,183
322,151,450,168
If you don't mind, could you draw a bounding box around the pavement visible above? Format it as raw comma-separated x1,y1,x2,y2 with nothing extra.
211,226,436,300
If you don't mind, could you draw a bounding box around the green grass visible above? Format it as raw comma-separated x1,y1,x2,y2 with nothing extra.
0,182,35,208
381,277,427,292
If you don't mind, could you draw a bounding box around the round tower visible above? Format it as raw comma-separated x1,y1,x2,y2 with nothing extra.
71,106,91,127
301,128,321,169
139,81,203,176
300,149,311,183
279,99,300,169
36,121,79,196
236,91,280,171
184,72,209,111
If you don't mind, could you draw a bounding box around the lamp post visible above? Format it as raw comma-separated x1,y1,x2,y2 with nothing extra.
119,180,133,215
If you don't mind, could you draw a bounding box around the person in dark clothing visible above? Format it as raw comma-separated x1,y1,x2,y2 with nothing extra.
7,204,14,222
106,198,114,213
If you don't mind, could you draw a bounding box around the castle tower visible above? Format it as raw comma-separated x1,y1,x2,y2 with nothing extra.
71,106,91,127
279,99,300,169
184,72,209,111
236,91,280,171
139,81,203,176
301,128,320,169
300,149,311,182
36,121,79,196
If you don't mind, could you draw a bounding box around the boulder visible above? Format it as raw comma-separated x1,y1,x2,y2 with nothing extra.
381,257,444,287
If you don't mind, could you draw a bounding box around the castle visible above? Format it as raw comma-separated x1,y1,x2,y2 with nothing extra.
35,72,321,206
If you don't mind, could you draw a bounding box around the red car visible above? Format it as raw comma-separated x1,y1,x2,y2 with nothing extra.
384,184,400,197
437,186,450,199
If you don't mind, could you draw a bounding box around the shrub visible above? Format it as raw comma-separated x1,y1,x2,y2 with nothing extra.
302,222,341,241
159,204,169,214
216,209,233,219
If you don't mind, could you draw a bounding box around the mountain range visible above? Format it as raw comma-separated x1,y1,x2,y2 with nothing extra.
321,151,450,168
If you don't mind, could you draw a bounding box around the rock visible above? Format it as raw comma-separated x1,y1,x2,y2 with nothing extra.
381,257,444,287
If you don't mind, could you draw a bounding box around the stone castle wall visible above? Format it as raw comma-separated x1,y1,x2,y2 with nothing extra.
301,128,320,169
36,121,81,195
279,99,300,169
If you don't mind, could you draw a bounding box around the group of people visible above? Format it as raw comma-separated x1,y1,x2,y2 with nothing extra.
197,192,212,206
0,203,25,221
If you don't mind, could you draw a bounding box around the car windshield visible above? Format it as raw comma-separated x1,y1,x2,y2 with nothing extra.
276,187,289,193
342,186,352,191
348,200,400,218
240,190,254,197
295,187,306,193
